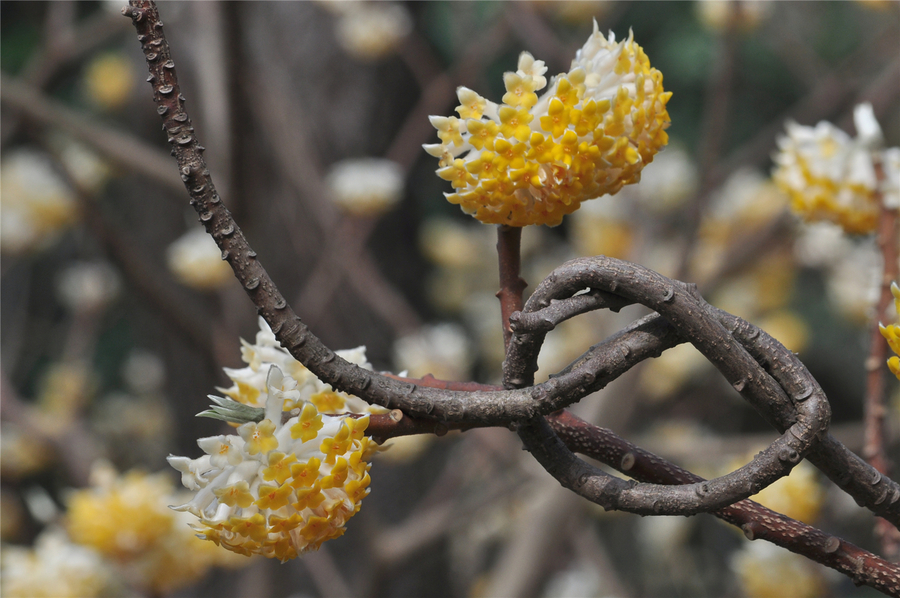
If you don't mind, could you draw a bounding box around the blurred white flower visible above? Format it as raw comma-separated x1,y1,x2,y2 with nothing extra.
772,103,899,233
629,145,698,213
121,350,167,395
332,2,412,60
54,137,111,194
1,528,120,598
732,540,826,598
166,227,234,290
326,158,404,216
542,559,603,598
793,221,853,268
0,149,78,254
827,239,881,324
696,0,773,32
56,261,121,313
393,323,473,382
419,218,485,269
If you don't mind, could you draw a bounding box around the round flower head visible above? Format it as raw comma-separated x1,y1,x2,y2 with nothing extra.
425,23,671,227
772,103,900,234
332,2,412,61
169,366,374,561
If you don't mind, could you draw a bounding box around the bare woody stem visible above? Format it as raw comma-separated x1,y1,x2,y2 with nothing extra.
362,376,900,596
866,158,900,558
865,160,899,476
496,225,527,350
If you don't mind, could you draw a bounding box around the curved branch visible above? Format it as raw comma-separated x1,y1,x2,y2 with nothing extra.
508,257,829,516
507,257,900,527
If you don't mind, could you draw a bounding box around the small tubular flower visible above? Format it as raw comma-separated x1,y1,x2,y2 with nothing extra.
772,103,900,234
880,282,900,380
427,23,671,227
169,366,375,561
220,316,387,416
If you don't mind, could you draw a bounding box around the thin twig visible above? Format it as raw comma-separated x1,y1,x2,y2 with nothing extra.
0,75,184,195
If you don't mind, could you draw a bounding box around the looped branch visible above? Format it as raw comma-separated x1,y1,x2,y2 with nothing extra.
506,256,900,526
506,256,829,516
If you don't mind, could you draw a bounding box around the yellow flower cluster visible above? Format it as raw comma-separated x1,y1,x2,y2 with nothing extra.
169,366,374,561
221,317,386,416
66,462,239,594
425,23,671,227
880,282,900,380
772,103,900,234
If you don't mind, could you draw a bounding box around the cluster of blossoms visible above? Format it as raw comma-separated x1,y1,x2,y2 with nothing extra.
1,528,119,598
220,317,385,416
426,23,671,227
880,282,900,380
0,149,79,254
169,318,382,560
66,462,241,594
772,103,900,234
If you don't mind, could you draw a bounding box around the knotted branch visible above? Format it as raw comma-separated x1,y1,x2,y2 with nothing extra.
506,256,900,526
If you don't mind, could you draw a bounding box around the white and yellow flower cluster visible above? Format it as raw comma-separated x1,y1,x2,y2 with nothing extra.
1,528,119,598
880,282,900,380
772,103,900,234
426,23,671,227
0,149,79,255
65,462,244,594
220,317,386,416
169,366,373,561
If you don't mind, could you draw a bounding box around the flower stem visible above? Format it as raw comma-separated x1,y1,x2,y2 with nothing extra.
865,158,900,558
496,225,527,351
